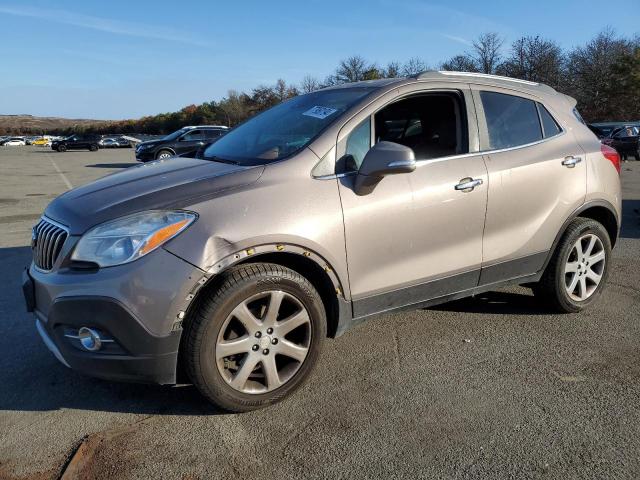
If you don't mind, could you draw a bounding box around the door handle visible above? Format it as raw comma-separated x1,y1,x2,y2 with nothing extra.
455,177,483,192
562,156,582,167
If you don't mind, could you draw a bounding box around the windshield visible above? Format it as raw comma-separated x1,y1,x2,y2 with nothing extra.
162,128,190,141
203,87,376,165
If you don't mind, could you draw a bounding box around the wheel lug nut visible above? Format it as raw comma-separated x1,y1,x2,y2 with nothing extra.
252,344,259,351
266,328,273,334
271,338,278,345
262,349,269,355
255,331,262,338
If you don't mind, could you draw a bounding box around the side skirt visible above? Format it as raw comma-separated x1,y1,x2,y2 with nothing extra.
336,252,547,336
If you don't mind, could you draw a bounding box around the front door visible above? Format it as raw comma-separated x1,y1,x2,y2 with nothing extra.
336,88,488,318
175,129,206,156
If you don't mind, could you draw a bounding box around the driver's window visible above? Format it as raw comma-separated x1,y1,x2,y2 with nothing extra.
343,118,371,172
181,130,204,141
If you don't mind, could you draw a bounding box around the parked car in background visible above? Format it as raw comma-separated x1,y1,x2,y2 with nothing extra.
51,134,101,152
33,137,52,146
601,125,640,160
2,137,26,146
135,125,229,161
25,72,621,412
115,137,132,148
99,138,119,148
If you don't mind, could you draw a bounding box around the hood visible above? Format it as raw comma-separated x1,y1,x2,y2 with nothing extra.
45,158,264,234
136,139,163,149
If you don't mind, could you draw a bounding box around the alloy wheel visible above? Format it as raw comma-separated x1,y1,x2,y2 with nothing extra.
215,290,311,394
564,233,606,301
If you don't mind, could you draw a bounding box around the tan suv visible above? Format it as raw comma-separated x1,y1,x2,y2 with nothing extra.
24,72,622,411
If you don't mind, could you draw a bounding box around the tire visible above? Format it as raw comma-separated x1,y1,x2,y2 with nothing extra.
184,263,326,412
89,144,98,152
57,145,67,152
533,217,611,313
634,152,639,161
156,150,173,160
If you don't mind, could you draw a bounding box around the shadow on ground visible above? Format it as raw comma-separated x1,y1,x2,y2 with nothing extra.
621,199,640,239
427,290,549,315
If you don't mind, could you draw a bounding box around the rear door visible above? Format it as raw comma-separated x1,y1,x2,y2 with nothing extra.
471,86,586,285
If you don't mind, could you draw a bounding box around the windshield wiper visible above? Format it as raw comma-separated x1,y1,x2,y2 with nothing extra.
205,156,239,165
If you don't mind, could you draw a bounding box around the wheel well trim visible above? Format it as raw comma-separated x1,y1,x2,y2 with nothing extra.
541,199,619,273
156,147,176,156
203,243,346,297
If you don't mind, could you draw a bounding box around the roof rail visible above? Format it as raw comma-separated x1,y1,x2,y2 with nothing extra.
412,70,540,86
183,125,229,129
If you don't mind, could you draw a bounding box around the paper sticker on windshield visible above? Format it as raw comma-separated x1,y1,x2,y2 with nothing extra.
303,106,338,119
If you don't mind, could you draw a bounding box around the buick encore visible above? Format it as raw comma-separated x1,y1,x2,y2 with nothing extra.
24,71,622,412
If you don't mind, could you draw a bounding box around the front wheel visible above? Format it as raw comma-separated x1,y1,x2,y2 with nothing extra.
57,145,67,152
184,263,326,412
533,217,611,312
89,144,98,152
156,150,173,160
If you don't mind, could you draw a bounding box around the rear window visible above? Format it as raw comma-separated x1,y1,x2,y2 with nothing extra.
537,103,562,138
480,91,542,150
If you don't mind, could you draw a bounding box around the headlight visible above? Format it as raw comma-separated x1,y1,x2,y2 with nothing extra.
71,210,196,267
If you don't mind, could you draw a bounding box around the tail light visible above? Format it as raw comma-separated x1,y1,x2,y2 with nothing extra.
601,144,621,174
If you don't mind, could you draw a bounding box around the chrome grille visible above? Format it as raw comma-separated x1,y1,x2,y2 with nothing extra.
32,218,68,271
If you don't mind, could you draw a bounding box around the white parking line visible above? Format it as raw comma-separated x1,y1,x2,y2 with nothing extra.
46,153,73,190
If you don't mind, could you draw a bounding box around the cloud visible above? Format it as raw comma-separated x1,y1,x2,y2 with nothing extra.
441,34,473,46
0,4,212,47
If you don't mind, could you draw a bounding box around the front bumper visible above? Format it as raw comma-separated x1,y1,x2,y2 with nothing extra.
24,248,206,384
135,148,156,162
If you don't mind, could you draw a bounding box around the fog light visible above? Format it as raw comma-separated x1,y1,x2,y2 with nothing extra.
78,327,102,352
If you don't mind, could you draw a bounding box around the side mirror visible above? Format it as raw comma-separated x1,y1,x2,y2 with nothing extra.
354,141,416,195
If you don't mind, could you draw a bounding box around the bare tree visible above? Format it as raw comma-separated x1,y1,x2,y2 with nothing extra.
498,36,564,87
300,75,321,93
401,57,428,76
471,32,504,74
383,61,401,78
335,55,370,83
565,28,633,120
440,54,478,72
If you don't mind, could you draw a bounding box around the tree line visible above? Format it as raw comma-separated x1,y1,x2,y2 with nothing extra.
16,29,640,136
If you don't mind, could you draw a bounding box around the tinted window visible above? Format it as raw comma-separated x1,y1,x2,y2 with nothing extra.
375,93,466,160
481,91,542,149
345,118,371,170
181,130,205,141
203,87,375,166
205,129,223,139
537,103,562,138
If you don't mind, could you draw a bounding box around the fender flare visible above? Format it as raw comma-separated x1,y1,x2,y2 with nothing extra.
540,199,619,273
174,243,347,328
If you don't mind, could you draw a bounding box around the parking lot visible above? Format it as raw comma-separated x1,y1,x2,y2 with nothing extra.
1,146,639,479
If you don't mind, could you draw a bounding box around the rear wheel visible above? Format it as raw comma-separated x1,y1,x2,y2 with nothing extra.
184,263,326,412
89,144,98,152
533,217,611,312
57,145,67,152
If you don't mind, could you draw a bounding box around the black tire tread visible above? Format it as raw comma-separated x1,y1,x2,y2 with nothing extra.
534,217,611,312
184,263,325,412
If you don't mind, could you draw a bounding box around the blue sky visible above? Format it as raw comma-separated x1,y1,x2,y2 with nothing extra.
0,0,637,119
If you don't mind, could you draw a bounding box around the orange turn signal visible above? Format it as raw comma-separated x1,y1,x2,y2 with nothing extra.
139,219,190,256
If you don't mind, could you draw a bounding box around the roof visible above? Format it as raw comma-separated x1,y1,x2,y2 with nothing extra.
410,71,559,96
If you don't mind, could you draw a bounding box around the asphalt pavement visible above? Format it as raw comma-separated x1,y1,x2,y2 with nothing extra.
1,146,639,479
